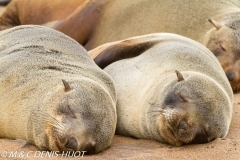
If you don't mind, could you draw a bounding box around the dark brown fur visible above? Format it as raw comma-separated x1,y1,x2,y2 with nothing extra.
94,40,158,69
0,0,107,46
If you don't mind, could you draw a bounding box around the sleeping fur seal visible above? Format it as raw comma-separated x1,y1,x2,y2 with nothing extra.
0,25,116,154
84,0,240,92
89,33,233,146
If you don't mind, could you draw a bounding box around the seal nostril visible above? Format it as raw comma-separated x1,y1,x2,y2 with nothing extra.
225,70,235,81
65,137,78,150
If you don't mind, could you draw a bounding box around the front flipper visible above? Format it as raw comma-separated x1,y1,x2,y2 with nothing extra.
52,0,109,47
89,37,158,69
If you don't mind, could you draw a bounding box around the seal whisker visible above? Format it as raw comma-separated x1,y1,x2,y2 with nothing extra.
147,110,164,113
162,110,177,126
32,111,66,130
45,125,66,133
45,118,66,130
52,127,67,137
148,102,162,108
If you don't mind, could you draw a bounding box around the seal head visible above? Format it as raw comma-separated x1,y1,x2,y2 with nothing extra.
148,71,231,146
204,17,240,92
27,78,116,154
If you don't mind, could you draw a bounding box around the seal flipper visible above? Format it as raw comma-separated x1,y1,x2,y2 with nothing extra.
94,40,158,69
0,0,20,30
52,0,108,47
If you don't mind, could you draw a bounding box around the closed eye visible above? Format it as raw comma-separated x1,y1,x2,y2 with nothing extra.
67,105,77,119
59,105,77,119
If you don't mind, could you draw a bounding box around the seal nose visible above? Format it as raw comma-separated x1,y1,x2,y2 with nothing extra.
65,137,78,151
64,137,96,153
225,70,235,81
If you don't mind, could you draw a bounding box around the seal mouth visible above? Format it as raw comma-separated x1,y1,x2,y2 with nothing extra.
45,132,64,152
55,136,72,152
47,132,65,152
47,127,68,152
55,139,63,152
164,122,182,146
55,135,74,152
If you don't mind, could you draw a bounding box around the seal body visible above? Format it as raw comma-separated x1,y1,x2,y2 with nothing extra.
0,25,117,154
91,33,233,146
0,0,86,26
1,0,240,91
0,0,107,46
86,0,240,92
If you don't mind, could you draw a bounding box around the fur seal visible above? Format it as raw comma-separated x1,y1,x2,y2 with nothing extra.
0,25,117,154
89,33,233,146
1,0,240,91
0,0,106,46
203,18,240,92
85,0,240,92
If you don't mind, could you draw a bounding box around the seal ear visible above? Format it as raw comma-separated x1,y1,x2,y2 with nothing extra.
208,19,224,30
175,70,184,82
62,79,71,92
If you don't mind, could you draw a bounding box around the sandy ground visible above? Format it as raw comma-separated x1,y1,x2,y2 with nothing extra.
0,4,240,160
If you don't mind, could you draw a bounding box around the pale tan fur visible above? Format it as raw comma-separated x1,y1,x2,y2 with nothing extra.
86,0,240,49
0,25,116,153
86,0,240,91
95,33,233,146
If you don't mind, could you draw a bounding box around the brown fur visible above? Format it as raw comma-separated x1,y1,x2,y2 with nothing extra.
0,0,84,26
93,40,158,69
0,0,107,46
